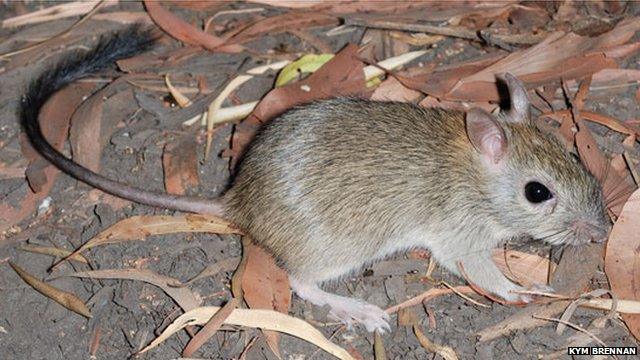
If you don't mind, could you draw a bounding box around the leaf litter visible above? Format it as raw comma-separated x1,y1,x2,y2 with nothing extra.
1,1,639,359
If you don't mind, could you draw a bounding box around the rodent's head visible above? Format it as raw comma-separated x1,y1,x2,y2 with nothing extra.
466,73,610,245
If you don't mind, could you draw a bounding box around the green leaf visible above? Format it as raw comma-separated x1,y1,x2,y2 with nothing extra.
275,54,334,87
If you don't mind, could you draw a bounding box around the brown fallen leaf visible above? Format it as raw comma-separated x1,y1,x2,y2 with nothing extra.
543,109,639,139
183,297,240,358
138,306,354,359
398,52,506,100
69,78,144,172
560,78,636,217
18,244,89,264
67,91,101,171
162,133,199,195
79,214,241,250
67,268,200,311
371,76,422,103
167,0,226,11
52,214,242,270
492,249,556,288
227,44,366,168
143,0,243,53
373,330,388,360
9,262,91,318
242,241,291,358
88,321,101,358
605,188,640,341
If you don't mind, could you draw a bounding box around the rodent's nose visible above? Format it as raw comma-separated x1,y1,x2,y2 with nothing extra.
574,219,610,244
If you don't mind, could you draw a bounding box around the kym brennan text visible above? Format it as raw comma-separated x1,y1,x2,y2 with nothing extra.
567,347,637,355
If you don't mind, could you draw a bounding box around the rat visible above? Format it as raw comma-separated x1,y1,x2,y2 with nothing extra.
22,27,610,332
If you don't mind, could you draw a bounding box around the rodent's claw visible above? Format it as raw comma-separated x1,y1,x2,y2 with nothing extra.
328,298,391,333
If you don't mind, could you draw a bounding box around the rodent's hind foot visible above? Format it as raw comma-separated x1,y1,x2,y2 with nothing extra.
327,297,391,333
290,278,391,333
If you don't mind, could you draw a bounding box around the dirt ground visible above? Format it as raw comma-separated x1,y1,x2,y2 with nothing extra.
1,2,639,360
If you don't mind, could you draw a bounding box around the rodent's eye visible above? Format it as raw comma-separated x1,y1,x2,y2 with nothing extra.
524,181,553,203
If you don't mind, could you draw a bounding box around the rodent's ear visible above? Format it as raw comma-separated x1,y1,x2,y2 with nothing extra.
502,72,530,123
466,108,506,164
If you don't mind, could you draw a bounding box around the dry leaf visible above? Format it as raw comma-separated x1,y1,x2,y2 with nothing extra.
242,241,291,357
165,75,193,108
374,330,387,360
183,298,239,357
371,76,422,102
10,262,91,318
18,244,88,264
53,214,242,268
68,83,107,172
605,188,640,340
143,0,243,53
162,134,199,195
492,249,556,287
79,214,242,251
138,306,354,360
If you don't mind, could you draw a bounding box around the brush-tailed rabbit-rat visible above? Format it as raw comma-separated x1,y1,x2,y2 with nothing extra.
23,27,609,332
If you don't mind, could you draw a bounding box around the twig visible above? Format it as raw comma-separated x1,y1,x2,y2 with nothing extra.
385,286,474,314
479,30,547,51
344,17,549,50
441,281,490,308
343,17,478,41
